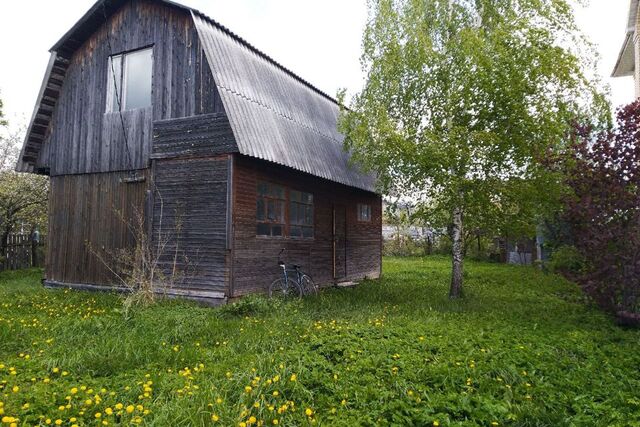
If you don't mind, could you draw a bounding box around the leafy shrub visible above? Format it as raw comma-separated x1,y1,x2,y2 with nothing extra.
548,245,586,276
554,101,640,314
220,293,279,317
383,237,425,257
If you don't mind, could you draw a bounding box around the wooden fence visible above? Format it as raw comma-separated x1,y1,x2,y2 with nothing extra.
1,233,46,271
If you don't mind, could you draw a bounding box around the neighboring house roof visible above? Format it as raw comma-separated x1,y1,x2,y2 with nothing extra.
17,0,376,193
612,0,639,77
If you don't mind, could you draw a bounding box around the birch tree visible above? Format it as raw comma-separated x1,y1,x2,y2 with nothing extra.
339,0,608,297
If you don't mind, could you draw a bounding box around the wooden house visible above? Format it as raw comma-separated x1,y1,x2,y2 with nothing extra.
16,0,382,304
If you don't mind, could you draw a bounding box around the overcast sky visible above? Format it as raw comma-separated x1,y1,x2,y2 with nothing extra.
0,0,635,126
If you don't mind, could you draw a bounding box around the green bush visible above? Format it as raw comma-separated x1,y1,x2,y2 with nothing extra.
383,237,425,257
548,245,586,275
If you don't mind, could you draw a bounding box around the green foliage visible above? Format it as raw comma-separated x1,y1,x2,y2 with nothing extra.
219,294,281,317
1,258,639,425
0,171,49,236
0,96,49,244
382,237,425,257
548,245,586,276
339,0,609,292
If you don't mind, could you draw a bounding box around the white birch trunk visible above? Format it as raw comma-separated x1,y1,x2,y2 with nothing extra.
450,205,464,298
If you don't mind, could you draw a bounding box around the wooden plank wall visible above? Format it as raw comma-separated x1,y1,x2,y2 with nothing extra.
39,0,223,175
231,155,382,297
47,170,149,285
152,156,229,295
151,113,237,159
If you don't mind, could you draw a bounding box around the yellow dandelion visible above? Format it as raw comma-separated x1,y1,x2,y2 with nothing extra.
211,414,219,422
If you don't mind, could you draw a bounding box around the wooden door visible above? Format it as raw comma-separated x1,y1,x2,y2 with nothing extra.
333,205,347,281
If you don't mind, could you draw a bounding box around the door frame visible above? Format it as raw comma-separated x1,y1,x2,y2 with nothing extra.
332,204,346,281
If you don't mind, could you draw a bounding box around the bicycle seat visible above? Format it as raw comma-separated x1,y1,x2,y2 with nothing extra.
292,264,301,269
278,261,285,266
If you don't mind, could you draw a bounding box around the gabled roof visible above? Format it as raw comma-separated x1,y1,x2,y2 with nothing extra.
17,0,376,193
612,0,639,77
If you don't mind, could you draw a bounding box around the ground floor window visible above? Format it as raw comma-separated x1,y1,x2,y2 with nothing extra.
358,204,372,222
257,182,286,236
290,190,314,238
256,182,314,238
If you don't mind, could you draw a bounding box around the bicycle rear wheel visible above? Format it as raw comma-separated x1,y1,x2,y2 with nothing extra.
269,278,303,299
299,274,318,296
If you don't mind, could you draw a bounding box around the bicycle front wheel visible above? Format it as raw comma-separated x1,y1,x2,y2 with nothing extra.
269,278,303,299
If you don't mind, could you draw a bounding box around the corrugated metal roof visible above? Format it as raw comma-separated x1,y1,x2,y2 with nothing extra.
192,12,376,193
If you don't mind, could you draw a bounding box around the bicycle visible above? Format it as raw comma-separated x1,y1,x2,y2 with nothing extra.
268,249,303,299
268,249,318,298
291,263,318,296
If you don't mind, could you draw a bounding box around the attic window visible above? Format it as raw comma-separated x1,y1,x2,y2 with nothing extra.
106,47,153,112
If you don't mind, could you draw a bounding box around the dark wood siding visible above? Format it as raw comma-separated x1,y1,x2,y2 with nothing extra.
231,155,382,297
151,113,237,159
40,0,223,175
47,170,149,285
152,156,229,295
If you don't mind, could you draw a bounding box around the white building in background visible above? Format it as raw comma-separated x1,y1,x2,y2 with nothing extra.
613,0,640,98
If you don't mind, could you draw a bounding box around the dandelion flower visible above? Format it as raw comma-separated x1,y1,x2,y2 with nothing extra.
211,414,219,422
126,405,135,414
305,408,313,417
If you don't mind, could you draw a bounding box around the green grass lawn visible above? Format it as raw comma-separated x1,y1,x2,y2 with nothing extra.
1,257,639,426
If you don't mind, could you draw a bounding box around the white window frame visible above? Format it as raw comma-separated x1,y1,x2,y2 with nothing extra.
106,47,153,113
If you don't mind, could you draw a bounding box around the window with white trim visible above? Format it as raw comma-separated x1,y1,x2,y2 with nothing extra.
106,47,153,112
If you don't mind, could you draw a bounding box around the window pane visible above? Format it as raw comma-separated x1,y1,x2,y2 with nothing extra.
124,48,152,110
257,223,270,236
358,204,371,221
290,226,302,238
271,184,284,199
257,182,268,196
290,190,301,203
256,199,265,220
271,225,283,236
107,55,122,112
303,227,313,238
267,200,276,221
290,203,298,225
305,205,313,225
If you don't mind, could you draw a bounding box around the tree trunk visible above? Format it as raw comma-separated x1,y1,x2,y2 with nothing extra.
450,206,464,298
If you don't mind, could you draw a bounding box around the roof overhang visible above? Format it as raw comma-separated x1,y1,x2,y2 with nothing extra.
50,0,191,57
612,0,639,77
